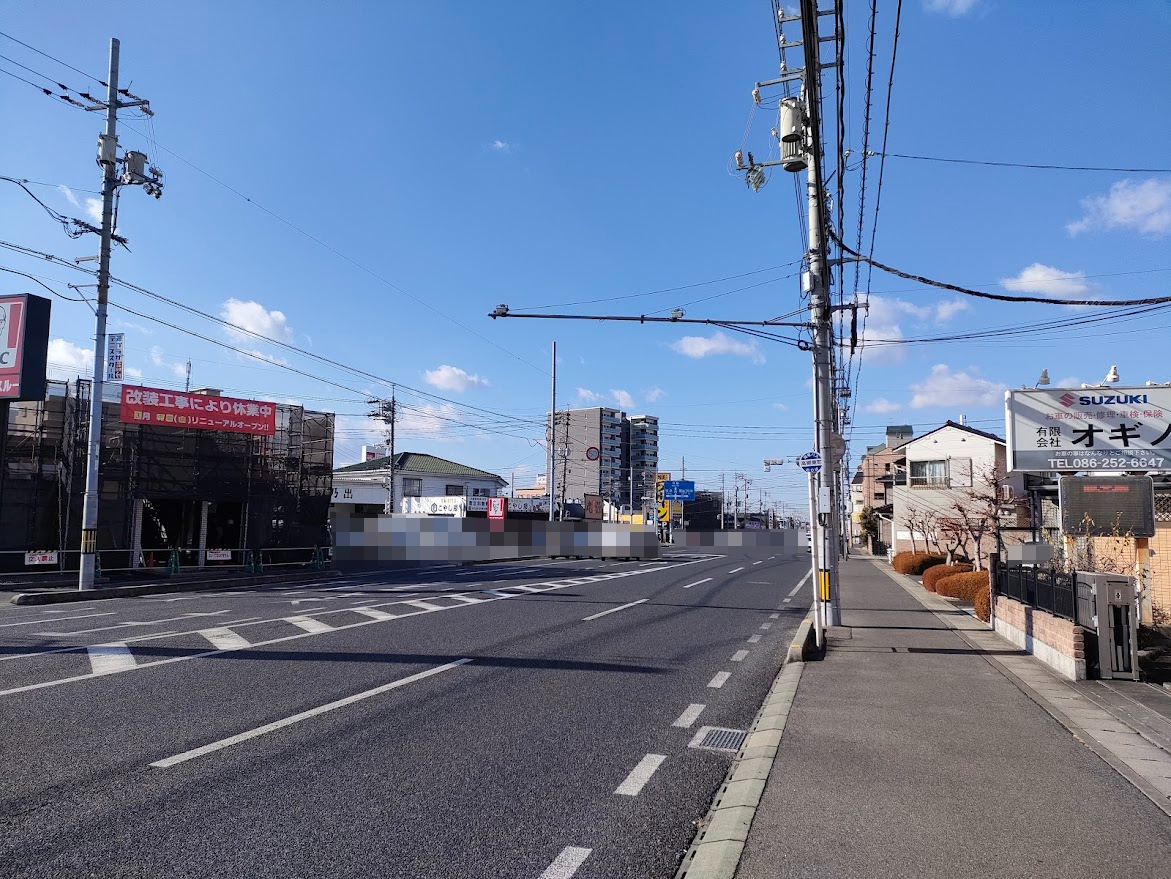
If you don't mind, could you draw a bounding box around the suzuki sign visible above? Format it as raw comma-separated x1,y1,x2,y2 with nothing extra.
1006,386,1171,472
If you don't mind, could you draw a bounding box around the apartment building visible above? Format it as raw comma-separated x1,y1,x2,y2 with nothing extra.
546,407,659,507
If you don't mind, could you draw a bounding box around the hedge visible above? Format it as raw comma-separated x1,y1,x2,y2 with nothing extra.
936,570,991,603
891,551,948,576
973,583,991,622
922,563,974,592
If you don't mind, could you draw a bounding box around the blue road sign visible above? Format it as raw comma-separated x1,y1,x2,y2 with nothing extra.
796,451,823,474
662,480,695,501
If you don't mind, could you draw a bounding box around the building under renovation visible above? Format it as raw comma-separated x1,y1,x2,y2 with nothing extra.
0,379,334,573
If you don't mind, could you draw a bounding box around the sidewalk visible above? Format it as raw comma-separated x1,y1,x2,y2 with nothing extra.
732,558,1171,879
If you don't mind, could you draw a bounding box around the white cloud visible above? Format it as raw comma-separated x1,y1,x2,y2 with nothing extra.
924,0,979,15
423,364,489,393
1056,375,1080,388
611,389,635,409
772,401,789,411
909,364,1006,410
220,298,294,344
125,366,143,379
489,139,512,154
84,197,102,224
150,345,189,379
935,299,970,321
399,402,463,442
644,386,665,403
670,330,765,365
863,398,902,414
1068,178,1171,237
57,185,80,208
1001,263,1090,298
861,295,968,362
576,387,602,403
46,338,93,377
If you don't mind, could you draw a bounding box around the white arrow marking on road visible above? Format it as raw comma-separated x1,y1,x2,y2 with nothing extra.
151,659,473,769
582,598,649,621
539,847,592,879
87,643,136,675
200,628,252,651
672,703,706,728
614,754,667,796
286,616,334,634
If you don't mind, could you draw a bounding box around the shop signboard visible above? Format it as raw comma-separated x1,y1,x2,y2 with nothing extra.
119,385,277,436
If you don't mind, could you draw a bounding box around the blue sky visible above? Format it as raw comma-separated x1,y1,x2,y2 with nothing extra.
2,1,1170,517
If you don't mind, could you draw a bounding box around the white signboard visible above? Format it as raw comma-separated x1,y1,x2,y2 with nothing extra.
206,549,232,561
1006,387,1171,472
25,550,58,565
106,333,124,381
402,496,467,516
331,483,389,505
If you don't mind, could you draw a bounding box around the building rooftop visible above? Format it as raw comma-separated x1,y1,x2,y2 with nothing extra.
335,451,505,482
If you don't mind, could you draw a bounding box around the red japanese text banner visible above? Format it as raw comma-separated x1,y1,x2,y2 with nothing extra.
120,385,277,436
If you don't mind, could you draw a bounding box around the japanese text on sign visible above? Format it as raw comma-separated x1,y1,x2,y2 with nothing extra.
119,385,277,436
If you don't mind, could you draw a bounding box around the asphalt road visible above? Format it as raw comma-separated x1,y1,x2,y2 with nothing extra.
0,548,810,879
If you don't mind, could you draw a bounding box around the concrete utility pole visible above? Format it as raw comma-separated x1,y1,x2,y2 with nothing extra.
548,340,556,522
369,390,397,512
78,38,161,590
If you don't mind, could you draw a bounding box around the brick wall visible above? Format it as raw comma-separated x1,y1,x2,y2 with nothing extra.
993,594,1087,681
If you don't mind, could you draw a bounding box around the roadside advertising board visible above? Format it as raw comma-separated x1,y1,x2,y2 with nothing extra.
487,496,507,519
583,494,603,520
0,293,51,401
106,333,125,381
120,385,277,436
1006,387,1171,472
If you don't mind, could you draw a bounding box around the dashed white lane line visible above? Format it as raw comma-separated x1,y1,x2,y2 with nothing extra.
707,671,731,688
731,649,749,662
87,643,136,675
727,567,745,574
752,561,763,565
286,616,334,634
783,598,792,603
747,634,762,644
582,598,649,622
672,703,706,728
769,613,780,619
200,628,252,651
151,659,473,769
614,754,667,796
683,578,713,589
760,623,772,631
354,608,398,621
538,846,592,879
404,599,446,611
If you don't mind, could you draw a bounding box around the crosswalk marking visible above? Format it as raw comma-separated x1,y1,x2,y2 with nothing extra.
199,627,251,650
286,616,334,634
87,643,136,675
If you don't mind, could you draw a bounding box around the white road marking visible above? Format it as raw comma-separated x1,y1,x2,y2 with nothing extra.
672,703,706,728
200,628,252,651
728,567,745,574
151,659,473,769
747,634,761,643
752,561,763,565
404,599,446,611
788,570,813,597
87,643,136,675
486,589,518,598
707,671,731,688
354,608,397,621
538,846,592,879
582,598,649,621
0,612,114,629
286,616,334,634
731,649,749,662
614,754,667,796
760,623,772,630
444,594,484,604
46,610,231,636
683,578,712,590
783,598,792,603
769,613,780,619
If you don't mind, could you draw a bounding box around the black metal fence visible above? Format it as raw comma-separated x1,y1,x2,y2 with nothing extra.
995,562,1080,623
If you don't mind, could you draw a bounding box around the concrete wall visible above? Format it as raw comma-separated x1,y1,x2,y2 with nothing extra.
994,594,1088,680
332,512,659,570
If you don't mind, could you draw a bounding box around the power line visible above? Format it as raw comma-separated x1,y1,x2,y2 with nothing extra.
879,151,1171,174
0,29,106,85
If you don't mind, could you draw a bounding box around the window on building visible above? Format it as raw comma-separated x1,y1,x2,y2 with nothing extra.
909,460,948,487
402,477,423,497
471,487,490,497
445,484,466,496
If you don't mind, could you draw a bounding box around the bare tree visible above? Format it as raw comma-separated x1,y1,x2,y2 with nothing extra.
900,505,921,553
936,515,970,565
951,461,1006,570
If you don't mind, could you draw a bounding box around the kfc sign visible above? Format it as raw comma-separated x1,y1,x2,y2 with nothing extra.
119,385,277,435
0,293,51,401
487,496,506,519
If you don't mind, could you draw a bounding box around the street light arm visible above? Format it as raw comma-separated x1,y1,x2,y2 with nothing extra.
486,310,810,329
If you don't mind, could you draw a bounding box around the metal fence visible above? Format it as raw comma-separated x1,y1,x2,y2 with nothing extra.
995,562,1079,623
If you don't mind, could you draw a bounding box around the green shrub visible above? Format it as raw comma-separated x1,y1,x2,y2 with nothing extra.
922,564,974,592
936,570,991,602
973,582,991,622
892,551,948,575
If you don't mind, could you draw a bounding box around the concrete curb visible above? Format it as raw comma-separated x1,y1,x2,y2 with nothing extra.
674,603,818,879
9,569,339,605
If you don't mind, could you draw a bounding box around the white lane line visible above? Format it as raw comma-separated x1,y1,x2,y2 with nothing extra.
707,671,731,688
538,846,592,879
672,703,706,728
769,555,776,560
752,561,763,565
614,754,667,796
783,598,792,603
445,594,485,604
683,578,712,590
731,649,749,662
199,628,252,651
760,623,772,630
747,634,762,644
582,598,649,622
769,613,780,619
354,608,397,621
286,616,334,634
87,643,136,675
787,569,813,598
151,659,473,769
727,567,745,574
404,599,446,611
0,612,114,629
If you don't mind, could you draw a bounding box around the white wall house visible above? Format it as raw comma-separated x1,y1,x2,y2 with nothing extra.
891,421,1025,560
331,451,507,514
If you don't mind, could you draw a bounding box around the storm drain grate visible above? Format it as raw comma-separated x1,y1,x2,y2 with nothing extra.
688,726,747,753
